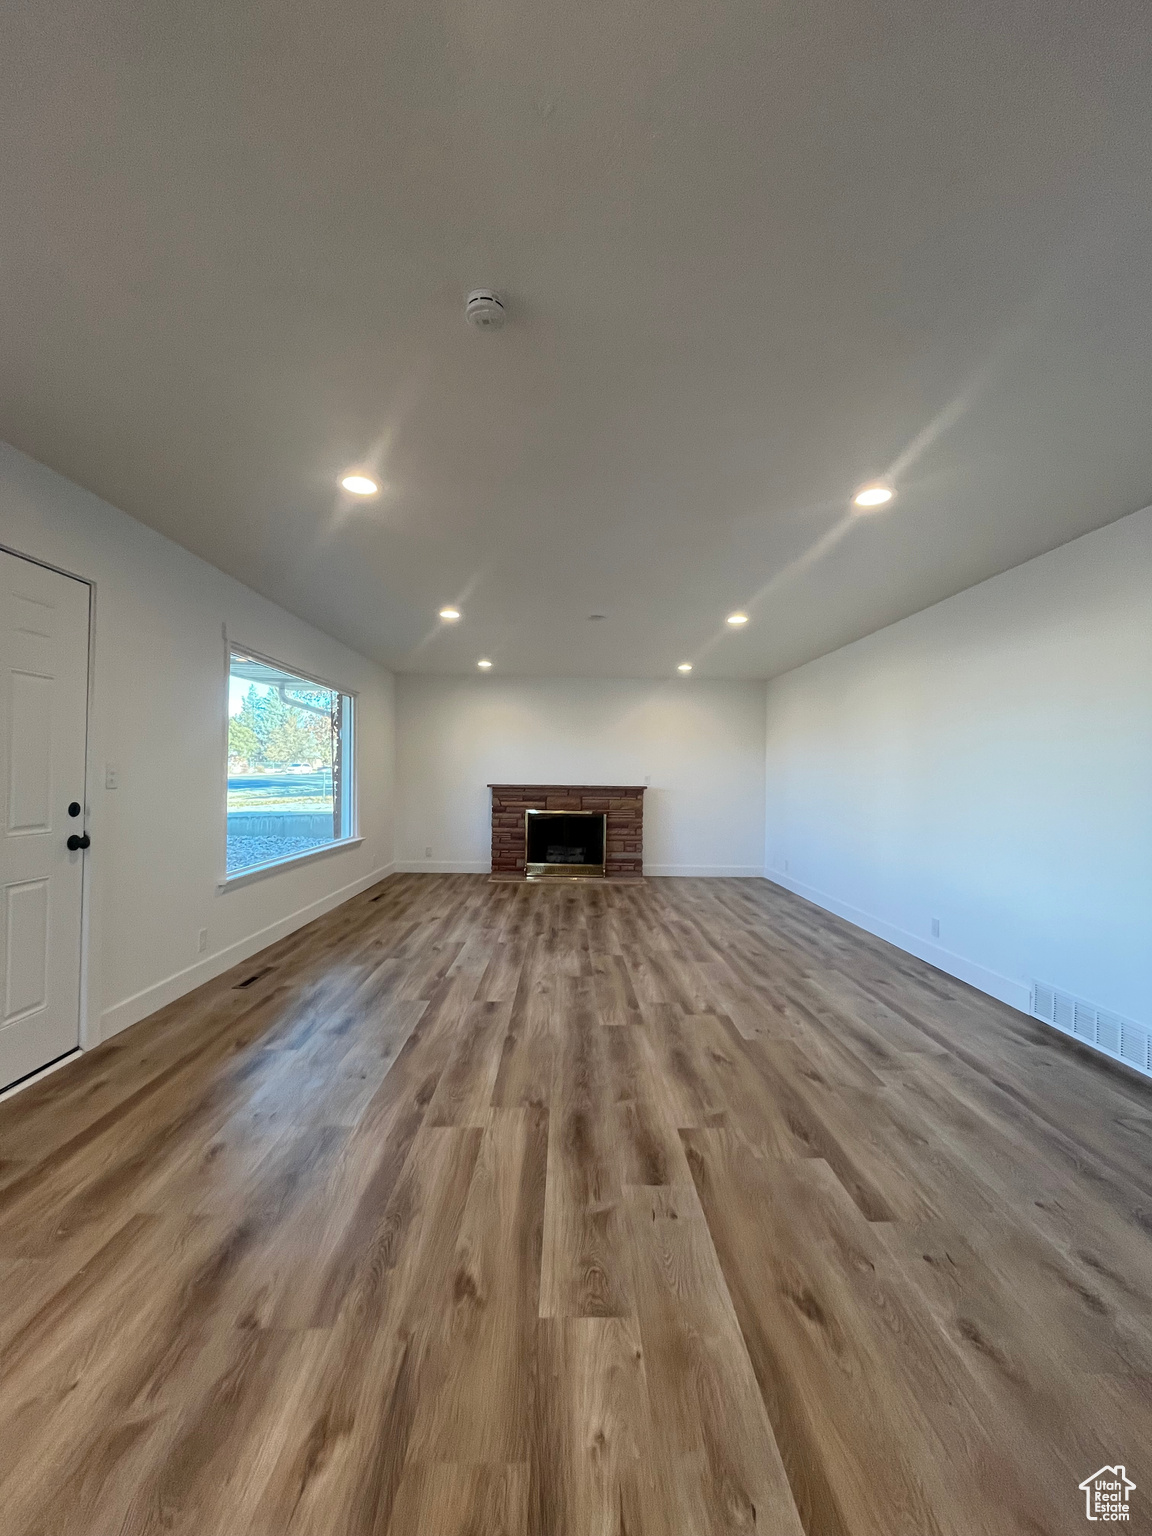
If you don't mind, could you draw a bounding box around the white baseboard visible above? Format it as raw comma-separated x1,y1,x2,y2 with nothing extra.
99,862,397,1042
646,864,765,878
763,870,1031,1014
395,860,490,874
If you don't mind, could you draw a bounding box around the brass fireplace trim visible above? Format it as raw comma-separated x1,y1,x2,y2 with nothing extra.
524,808,607,879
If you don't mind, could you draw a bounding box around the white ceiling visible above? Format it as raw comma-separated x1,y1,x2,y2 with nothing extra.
3,0,1152,678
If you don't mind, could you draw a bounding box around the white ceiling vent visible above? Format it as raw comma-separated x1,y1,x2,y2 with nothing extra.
1031,981,1150,1079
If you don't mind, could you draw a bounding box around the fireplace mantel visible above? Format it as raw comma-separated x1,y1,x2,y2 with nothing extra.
488,784,645,877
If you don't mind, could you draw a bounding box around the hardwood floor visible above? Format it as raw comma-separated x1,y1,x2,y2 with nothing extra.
0,874,1148,1535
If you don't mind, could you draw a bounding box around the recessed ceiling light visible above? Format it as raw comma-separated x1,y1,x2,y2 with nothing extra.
678,662,693,672
726,612,749,626
852,483,893,510
340,474,378,495
439,607,461,621
477,658,492,669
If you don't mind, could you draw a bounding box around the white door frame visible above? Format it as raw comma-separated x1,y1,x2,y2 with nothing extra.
0,540,98,1060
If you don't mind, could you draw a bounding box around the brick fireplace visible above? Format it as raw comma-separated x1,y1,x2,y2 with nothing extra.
489,784,645,877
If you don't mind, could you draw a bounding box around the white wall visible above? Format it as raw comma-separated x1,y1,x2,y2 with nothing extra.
396,675,766,876
764,505,1152,1028
0,442,395,1044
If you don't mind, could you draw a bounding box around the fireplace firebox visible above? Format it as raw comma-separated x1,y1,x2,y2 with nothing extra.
525,809,606,878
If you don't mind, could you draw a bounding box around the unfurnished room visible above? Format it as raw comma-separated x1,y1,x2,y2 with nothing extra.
0,1,1150,1532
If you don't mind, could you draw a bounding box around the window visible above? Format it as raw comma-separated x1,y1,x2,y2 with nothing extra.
226,649,355,877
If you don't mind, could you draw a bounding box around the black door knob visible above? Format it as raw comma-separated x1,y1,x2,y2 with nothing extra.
68,801,81,817
66,833,91,852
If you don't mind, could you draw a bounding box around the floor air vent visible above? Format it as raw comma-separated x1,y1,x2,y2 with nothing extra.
233,966,275,990
1031,982,1150,1079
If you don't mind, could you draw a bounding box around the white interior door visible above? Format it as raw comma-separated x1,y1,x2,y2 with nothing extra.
0,550,90,1092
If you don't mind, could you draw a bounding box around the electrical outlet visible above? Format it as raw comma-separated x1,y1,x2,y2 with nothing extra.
425,846,432,858
784,858,790,873
198,928,208,954
105,764,119,790
931,917,940,939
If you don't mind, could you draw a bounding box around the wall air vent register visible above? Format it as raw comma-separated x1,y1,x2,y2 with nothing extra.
1031,981,1150,1079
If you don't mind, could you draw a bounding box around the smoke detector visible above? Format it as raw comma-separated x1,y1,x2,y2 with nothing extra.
465,290,506,329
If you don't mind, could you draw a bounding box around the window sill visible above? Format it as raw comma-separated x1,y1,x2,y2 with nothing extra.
218,836,363,892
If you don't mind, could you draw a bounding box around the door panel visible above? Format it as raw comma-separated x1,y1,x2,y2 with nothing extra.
0,550,90,1091
4,879,49,1021
9,671,54,831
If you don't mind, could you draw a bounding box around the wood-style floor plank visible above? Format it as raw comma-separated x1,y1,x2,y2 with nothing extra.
0,872,1147,1535
531,1315,670,1536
